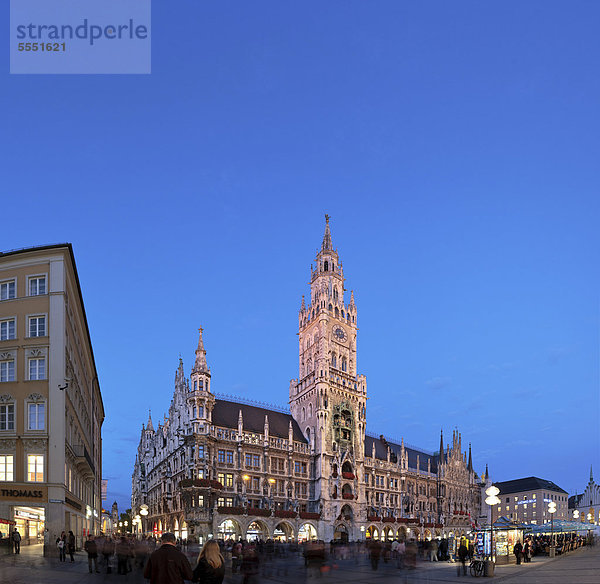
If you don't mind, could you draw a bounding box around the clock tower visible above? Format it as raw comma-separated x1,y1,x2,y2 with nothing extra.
289,216,367,539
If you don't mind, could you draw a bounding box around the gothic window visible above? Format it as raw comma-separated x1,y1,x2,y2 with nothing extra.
331,354,336,368
308,403,313,418
328,303,333,311
341,310,345,318
324,261,328,272
333,287,338,300
335,307,339,318
341,358,347,372
302,407,306,421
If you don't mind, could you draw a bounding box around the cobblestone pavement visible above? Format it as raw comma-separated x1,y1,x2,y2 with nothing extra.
0,544,597,584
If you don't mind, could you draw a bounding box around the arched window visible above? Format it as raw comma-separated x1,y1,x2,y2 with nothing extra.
332,263,335,271
341,358,347,372
335,307,339,318
328,303,333,311
307,358,312,372
302,407,306,421
308,403,313,418
333,287,338,300
331,354,337,368
341,310,345,318
324,261,329,272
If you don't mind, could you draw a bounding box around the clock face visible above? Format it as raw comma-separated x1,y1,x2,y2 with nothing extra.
333,326,347,342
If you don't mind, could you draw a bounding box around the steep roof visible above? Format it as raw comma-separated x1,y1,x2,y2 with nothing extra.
493,476,567,495
364,434,439,473
212,399,307,443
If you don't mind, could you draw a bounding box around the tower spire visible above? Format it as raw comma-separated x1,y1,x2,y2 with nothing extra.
591,464,594,483
322,214,333,251
439,429,444,461
147,409,153,431
193,327,209,373
468,443,473,473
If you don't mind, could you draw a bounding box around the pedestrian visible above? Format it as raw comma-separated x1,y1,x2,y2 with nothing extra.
457,541,468,576
523,540,531,563
241,543,260,584
143,532,193,584
57,531,67,562
67,530,76,562
116,536,132,575
514,540,523,565
429,538,438,561
102,537,115,573
231,541,243,573
192,540,225,584
11,528,21,554
368,539,382,570
85,535,100,573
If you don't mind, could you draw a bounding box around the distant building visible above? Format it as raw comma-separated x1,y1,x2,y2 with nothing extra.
492,476,568,524
569,467,600,525
0,244,104,553
132,218,482,543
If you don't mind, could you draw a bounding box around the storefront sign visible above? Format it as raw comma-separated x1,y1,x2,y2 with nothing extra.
0,486,47,501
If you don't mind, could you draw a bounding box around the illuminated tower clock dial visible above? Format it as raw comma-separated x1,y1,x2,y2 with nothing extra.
333,326,347,342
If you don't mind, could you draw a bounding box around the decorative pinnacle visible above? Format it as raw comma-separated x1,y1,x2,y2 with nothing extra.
193,327,209,373
322,214,333,251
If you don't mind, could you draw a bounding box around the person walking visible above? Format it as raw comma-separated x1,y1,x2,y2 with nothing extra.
11,528,21,554
192,540,225,584
368,539,383,570
57,531,67,562
85,535,100,573
514,540,523,565
457,541,468,576
116,536,132,575
429,538,438,561
143,532,192,584
102,537,115,573
523,540,531,563
67,530,76,562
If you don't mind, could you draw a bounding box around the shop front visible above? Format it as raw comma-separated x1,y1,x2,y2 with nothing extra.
14,505,45,545
0,484,48,553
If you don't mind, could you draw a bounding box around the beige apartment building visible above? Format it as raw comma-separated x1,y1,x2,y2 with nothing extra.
0,244,104,555
493,477,568,525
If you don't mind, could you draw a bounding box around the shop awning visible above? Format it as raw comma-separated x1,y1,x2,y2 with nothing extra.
522,520,595,534
0,518,16,526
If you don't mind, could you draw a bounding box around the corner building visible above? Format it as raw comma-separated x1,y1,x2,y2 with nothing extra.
0,245,104,553
132,219,481,543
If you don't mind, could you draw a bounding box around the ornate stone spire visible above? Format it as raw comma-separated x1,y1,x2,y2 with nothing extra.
193,327,209,373
322,214,333,251
300,295,306,311
349,290,355,306
468,443,473,473
439,429,444,461
146,410,153,431
591,465,594,483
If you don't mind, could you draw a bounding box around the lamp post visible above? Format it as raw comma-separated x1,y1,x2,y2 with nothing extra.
485,485,501,565
140,505,148,535
548,501,557,557
573,510,579,520
360,525,365,541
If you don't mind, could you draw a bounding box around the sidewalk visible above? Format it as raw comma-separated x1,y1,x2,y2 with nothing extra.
0,544,598,584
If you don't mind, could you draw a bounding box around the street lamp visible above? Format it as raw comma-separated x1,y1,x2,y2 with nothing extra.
548,501,557,557
360,525,365,541
573,510,579,520
485,485,500,563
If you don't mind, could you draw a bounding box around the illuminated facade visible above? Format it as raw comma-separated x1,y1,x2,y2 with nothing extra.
132,218,481,542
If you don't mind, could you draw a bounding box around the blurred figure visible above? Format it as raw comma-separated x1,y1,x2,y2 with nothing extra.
457,541,468,576
84,535,100,573
192,540,224,584
143,532,193,584
368,539,382,570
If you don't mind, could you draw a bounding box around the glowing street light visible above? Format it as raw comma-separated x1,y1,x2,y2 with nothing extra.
573,510,580,520
485,485,501,563
548,501,557,556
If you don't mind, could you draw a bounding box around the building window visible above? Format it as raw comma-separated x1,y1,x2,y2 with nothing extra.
198,406,204,418
225,473,234,488
218,450,226,463
198,495,204,507
0,404,15,430
27,454,44,482
217,472,225,485
28,276,46,296
197,469,205,479
28,403,45,430
197,446,205,459
0,280,16,301
0,319,16,341
0,455,14,481
29,358,46,380
28,316,46,337
0,360,15,382
226,451,234,464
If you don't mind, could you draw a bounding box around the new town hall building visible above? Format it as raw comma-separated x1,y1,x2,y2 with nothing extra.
132,218,482,543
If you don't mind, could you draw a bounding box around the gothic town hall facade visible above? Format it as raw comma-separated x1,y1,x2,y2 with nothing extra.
132,218,482,543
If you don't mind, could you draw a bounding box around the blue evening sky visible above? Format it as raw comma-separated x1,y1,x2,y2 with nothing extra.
1,1,599,512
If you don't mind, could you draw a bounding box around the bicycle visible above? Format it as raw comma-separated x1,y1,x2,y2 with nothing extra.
469,557,486,577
